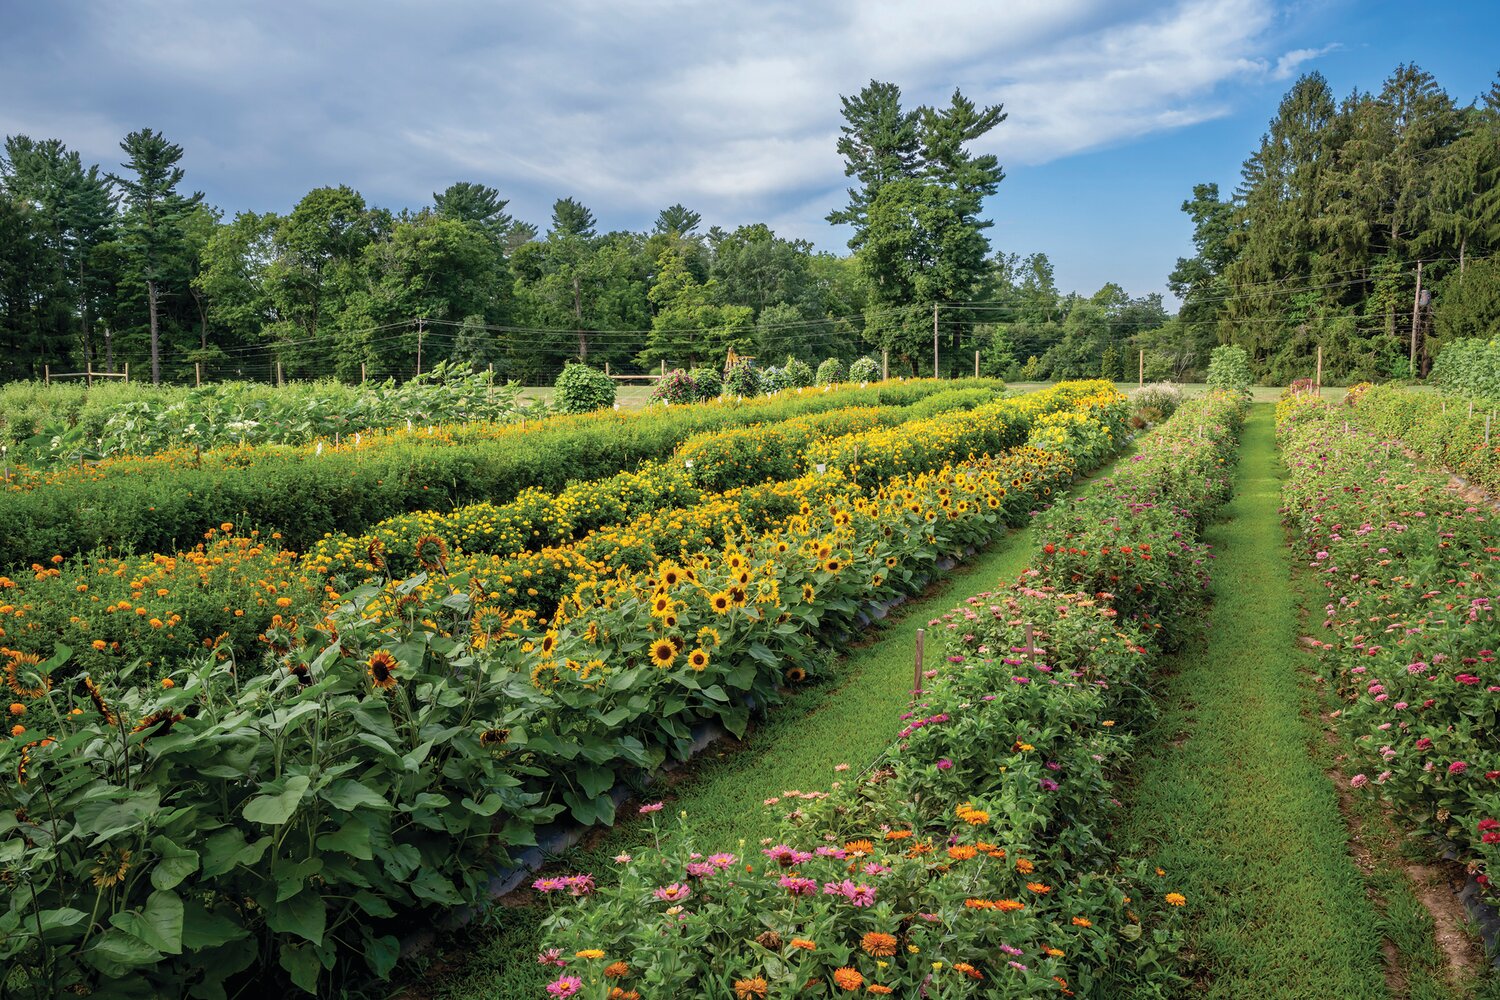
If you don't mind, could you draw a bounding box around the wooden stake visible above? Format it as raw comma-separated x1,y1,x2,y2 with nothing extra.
276,361,284,387
1409,260,1423,377
932,303,939,379
1315,344,1322,392
86,361,93,387
123,362,129,383
361,362,367,384
194,362,201,387
660,359,667,377
882,349,889,382
1138,348,1144,387
914,628,925,695
44,364,49,385
605,360,610,376
1023,622,1035,662
974,349,980,379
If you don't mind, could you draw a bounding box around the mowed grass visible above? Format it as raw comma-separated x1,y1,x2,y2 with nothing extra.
403,443,1143,999
1117,405,1393,998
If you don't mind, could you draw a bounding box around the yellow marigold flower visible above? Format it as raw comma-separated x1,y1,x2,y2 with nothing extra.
1165,892,1186,907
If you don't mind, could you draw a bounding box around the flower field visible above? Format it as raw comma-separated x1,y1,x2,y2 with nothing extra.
1279,394,1500,905
533,392,1246,997
0,379,1136,997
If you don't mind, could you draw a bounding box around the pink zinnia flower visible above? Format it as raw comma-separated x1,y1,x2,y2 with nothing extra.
1450,761,1468,775
537,948,567,967
708,852,736,867
546,976,583,997
936,759,953,770
1349,774,1369,788
561,874,594,896
653,883,690,902
639,802,664,814
846,883,877,907
532,878,565,893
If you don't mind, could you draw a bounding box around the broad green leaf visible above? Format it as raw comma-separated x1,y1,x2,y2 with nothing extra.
317,821,374,860
180,901,250,950
279,941,321,994
265,888,326,945
110,889,183,954
320,779,391,812
242,774,311,825
83,927,161,977
149,836,200,891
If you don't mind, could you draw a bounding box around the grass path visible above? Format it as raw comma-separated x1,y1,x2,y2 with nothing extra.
414,447,1140,999
1116,404,1470,1000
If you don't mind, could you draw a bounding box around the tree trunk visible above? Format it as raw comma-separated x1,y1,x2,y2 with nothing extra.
148,278,161,385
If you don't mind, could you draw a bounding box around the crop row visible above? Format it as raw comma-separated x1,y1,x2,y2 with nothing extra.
0,384,1118,679
534,390,1249,998
1347,383,1500,497
1278,394,1500,904
0,378,1005,568
0,389,1122,996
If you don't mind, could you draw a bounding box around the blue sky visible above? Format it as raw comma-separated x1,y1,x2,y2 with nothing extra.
2,1,1496,302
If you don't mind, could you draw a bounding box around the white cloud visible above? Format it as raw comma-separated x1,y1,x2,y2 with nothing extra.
1271,42,1341,80
0,0,1304,249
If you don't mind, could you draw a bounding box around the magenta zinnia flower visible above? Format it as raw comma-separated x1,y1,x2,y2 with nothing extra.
546,976,583,997
653,882,691,902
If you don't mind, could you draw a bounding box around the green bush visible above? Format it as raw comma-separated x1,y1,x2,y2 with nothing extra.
848,356,879,383
649,369,701,405
552,363,616,414
722,360,758,398
781,356,814,388
815,357,846,386
1206,344,1254,396
687,367,722,400
1429,337,1500,399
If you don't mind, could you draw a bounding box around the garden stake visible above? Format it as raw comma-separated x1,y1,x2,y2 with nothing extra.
913,628,925,695
1024,622,1035,662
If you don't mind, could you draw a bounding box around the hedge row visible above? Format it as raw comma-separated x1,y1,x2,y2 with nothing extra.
1349,383,1500,497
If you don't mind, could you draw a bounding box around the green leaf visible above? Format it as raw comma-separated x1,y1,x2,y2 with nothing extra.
201,829,271,877
36,907,87,943
408,868,463,906
110,889,184,955
459,794,506,818
180,901,249,951
242,774,311,825
150,836,200,891
275,858,324,902
363,932,401,978
317,820,374,860
83,927,162,977
266,888,326,945
319,779,391,812
575,762,615,799
279,941,321,994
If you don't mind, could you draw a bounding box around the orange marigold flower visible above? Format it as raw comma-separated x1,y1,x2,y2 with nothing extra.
603,961,630,978
866,987,894,996
1015,858,1035,874
861,932,898,957
844,839,874,856
1071,916,1092,928
608,990,640,1000
953,962,983,980
833,967,863,991
947,845,978,861
964,898,995,909
574,949,605,959
1165,892,1186,907
1044,947,1064,958
8,703,23,716
1026,882,1052,894
790,939,816,951
10,724,24,736
883,829,913,841
732,977,768,999
996,900,1025,912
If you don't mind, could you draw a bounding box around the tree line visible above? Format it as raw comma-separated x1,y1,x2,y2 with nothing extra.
1172,63,1500,383
0,82,1180,386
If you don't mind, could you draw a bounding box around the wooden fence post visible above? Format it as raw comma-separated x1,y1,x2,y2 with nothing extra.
276,361,284,387
974,349,980,379
914,628,925,695
361,362,367,385
881,349,889,382
1138,349,1144,387
43,364,49,385
1023,622,1035,662
1315,344,1322,392
86,362,93,387
194,362,201,387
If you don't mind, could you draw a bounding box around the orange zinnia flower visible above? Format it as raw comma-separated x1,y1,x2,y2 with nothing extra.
996,899,1025,912
1165,892,1186,906
732,977,768,999
861,932,897,957
833,967,863,991
947,845,977,861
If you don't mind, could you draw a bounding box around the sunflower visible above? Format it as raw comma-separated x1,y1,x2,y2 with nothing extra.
90,846,132,888
540,630,558,657
802,583,816,602
479,727,511,746
688,648,710,671
885,556,898,568
710,591,733,614
414,534,449,574
823,558,841,573
4,651,49,699
367,650,399,689
131,710,185,739
82,676,118,726
661,568,681,587
785,666,807,683
696,626,721,648
648,639,676,668
367,537,387,571
652,595,671,615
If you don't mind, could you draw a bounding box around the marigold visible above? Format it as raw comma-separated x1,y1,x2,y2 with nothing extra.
861,931,898,957
574,949,605,959
866,987,894,996
844,839,874,856
996,899,1025,912
883,829,913,841
833,967,863,991
947,845,978,861
1071,916,1092,928
732,977,768,999
1015,857,1034,874
1026,882,1052,894
953,962,983,980
790,938,816,950
1165,892,1186,907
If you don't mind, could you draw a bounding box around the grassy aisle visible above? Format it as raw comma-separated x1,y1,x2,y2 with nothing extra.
418,446,1141,999
1117,404,1390,999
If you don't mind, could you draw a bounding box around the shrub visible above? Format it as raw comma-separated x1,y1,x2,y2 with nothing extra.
650,369,701,405
723,360,759,398
552,362,616,414
1430,336,1500,399
687,367,722,400
781,356,814,388
848,356,879,383
1206,344,1254,396
815,357,845,386
1130,382,1184,423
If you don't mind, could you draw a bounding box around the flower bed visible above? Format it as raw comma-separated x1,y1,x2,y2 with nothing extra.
532,392,1246,998
1349,384,1500,497
0,379,1004,569
1278,396,1500,897
0,386,1123,997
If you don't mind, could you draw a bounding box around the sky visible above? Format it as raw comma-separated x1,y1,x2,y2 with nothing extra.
1,0,1497,301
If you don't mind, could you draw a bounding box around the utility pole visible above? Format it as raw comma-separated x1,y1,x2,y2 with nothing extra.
416,317,425,377
1409,260,1423,377
932,303,939,379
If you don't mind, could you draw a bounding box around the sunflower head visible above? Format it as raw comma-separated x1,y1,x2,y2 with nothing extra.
367,537,387,571
4,651,50,700
414,534,450,573
786,666,807,684
367,650,399,689
688,648,709,671
710,592,732,614
479,727,511,747
648,639,676,668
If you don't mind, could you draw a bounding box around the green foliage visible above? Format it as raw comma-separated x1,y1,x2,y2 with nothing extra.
1430,336,1500,400
648,369,701,405
814,356,845,385
847,356,878,382
1206,344,1254,395
551,362,615,414
686,366,721,399
781,355,813,388
722,359,758,398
